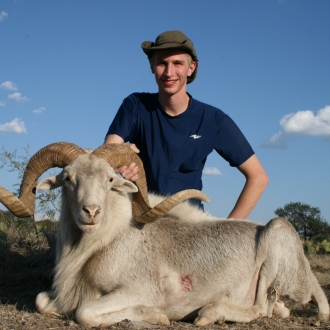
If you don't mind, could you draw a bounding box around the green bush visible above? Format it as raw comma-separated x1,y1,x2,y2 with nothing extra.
35,219,58,234
0,229,7,244
303,239,330,255
303,240,316,254
0,210,57,252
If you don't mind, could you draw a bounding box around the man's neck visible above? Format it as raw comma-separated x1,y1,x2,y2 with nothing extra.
158,91,190,117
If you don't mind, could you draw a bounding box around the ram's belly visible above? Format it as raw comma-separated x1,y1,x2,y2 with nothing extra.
158,266,258,320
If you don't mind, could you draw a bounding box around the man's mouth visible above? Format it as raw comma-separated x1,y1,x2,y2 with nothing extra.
162,80,177,86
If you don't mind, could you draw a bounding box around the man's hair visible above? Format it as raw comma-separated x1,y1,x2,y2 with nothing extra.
186,53,193,66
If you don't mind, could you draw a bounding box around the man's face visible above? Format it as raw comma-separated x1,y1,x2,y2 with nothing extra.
150,49,196,97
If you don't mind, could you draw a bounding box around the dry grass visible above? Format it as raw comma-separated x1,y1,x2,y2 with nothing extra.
1,222,330,330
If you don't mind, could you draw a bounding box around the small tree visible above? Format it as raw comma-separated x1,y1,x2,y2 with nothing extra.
274,202,330,241
0,145,61,221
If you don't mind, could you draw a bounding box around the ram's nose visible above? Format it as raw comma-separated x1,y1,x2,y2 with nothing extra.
82,204,101,218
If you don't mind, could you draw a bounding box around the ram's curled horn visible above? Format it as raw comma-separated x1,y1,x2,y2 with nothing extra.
134,190,210,223
0,142,86,218
92,144,210,224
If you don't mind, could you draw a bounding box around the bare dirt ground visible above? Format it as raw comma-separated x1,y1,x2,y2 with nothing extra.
1,236,330,330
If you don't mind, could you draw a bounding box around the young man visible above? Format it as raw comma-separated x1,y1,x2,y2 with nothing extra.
104,30,269,219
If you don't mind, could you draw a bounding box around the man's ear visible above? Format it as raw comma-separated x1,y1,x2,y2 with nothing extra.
188,61,197,77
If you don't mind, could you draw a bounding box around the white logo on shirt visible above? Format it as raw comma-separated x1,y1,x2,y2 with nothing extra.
190,134,201,139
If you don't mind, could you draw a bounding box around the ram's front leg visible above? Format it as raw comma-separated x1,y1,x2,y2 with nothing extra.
194,300,261,326
36,291,60,316
75,289,169,327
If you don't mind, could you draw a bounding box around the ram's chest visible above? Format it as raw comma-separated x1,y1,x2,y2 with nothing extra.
77,250,121,293
77,239,150,293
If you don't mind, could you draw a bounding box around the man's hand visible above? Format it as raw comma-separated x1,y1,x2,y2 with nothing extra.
124,143,140,154
104,135,140,182
117,162,139,182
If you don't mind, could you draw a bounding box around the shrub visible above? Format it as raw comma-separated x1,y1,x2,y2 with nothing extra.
303,239,330,255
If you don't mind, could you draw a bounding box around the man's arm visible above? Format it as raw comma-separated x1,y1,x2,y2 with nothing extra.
104,134,139,181
227,154,269,220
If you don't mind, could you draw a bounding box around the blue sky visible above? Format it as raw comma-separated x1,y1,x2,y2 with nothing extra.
0,0,329,223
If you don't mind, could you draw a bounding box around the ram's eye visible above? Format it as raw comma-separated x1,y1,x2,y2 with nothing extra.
65,177,71,182
109,177,114,183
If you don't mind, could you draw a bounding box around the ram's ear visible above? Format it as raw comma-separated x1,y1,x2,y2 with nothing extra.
37,173,64,191
111,176,138,194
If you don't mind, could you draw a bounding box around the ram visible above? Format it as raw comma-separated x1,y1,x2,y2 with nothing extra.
0,142,328,327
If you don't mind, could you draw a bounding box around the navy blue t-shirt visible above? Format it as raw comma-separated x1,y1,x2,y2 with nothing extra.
106,93,254,199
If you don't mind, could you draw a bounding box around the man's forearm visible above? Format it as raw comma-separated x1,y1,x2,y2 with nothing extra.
104,134,124,145
227,174,269,220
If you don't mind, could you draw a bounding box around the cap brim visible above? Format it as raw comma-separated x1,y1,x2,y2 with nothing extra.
141,41,195,59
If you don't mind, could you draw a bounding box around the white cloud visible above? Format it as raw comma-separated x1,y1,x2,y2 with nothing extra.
8,92,28,102
33,107,46,114
0,101,5,107
280,106,330,136
0,11,8,22
203,167,222,176
262,105,330,149
0,118,27,133
0,81,18,91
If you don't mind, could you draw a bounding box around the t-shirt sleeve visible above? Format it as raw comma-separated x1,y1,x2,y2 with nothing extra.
105,95,138,142
214,113,255,167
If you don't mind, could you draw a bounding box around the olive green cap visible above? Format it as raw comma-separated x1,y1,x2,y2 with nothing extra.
141,30,198,84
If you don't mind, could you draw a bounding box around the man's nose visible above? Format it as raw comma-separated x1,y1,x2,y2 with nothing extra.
163,63,173,76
